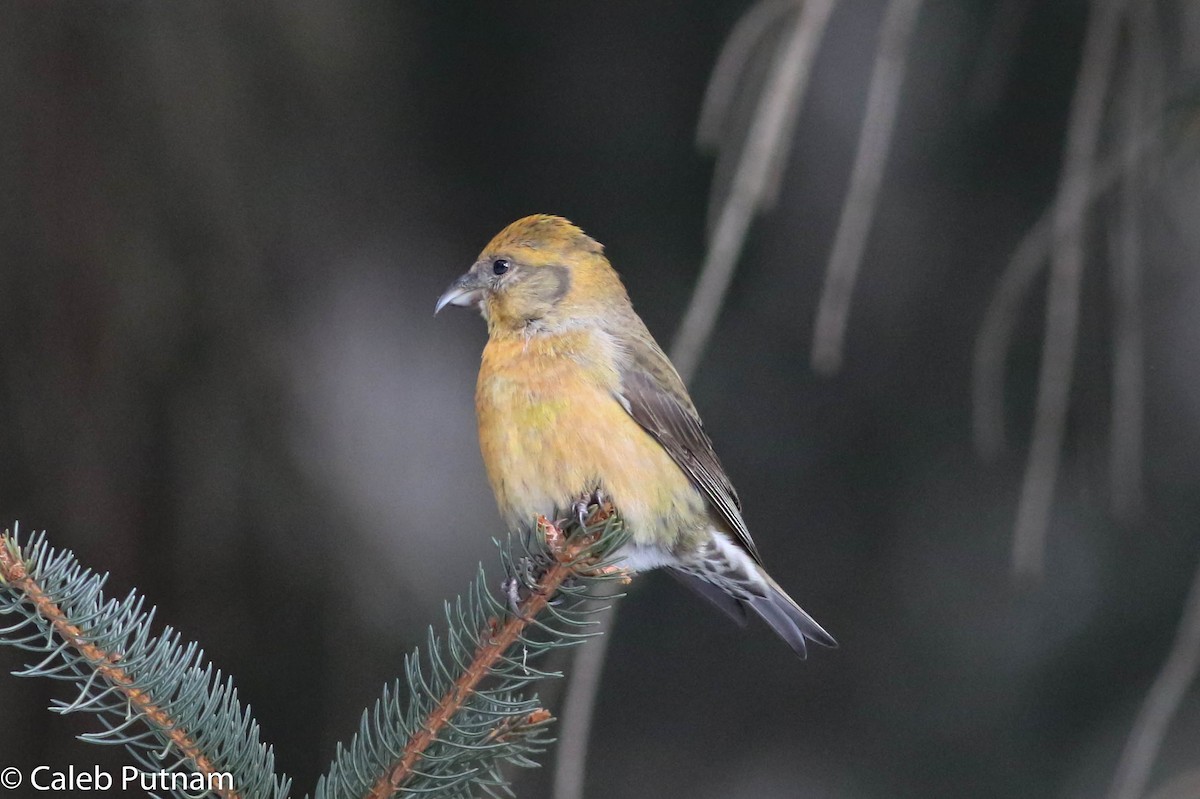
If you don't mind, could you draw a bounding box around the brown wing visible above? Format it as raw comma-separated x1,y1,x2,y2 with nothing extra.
614,342,762,565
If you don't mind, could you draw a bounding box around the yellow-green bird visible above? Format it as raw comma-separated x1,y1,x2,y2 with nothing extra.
436,214,835,657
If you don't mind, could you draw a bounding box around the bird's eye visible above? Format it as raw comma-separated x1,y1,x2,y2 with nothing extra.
492,259,510,276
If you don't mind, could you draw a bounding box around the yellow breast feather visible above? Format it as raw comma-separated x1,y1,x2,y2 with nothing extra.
476,328,703,548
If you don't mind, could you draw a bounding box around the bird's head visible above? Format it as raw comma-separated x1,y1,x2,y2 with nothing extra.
435,215,628,335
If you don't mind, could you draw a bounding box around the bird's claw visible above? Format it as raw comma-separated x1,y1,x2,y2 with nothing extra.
572,499,589,530
571,488,609,530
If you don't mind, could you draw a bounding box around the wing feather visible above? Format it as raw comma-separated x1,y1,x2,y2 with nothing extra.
613,337,762,565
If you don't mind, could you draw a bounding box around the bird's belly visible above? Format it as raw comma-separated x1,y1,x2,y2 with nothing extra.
476,350,707,550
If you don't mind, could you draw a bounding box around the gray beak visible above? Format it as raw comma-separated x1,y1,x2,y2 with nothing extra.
434,272,485,315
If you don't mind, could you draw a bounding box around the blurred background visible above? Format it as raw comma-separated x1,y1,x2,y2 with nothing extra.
1,2,1198,797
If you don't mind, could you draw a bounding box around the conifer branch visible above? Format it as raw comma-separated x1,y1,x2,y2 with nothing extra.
0,526,289,799
317,505,629,799
0,509,628,799
0,537,234,796
372,511,615,798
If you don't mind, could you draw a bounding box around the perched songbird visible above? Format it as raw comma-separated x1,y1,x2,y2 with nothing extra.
435,215,835,657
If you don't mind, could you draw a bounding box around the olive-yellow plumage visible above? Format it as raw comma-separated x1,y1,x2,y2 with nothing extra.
436,214,835,657
477,331,707,552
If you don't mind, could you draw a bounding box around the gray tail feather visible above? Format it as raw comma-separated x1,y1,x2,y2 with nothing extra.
670,569,749,626
672,568,835,658
749,575,837,659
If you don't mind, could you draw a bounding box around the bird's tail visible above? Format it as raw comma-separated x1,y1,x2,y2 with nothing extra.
672,546,837,659
747,570,837,659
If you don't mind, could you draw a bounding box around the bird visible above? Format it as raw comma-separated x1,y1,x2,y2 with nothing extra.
435,214,835,657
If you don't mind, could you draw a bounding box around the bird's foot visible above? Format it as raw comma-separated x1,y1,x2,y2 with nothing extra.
571,499,589,530
570,488,610,530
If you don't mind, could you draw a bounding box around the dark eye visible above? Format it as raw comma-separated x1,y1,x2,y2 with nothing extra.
492,258,510,276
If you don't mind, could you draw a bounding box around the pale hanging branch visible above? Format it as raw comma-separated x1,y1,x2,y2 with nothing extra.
972,132,1162,461
1107,0,1165,520
966,0,1033,119
550,586,619,799
1144,768,1200,799
1106,108,1146,522
670,0,834,384
695,0,799,153
1106,557,1200,799
973,211,1057,461
1010,0,1123,578
810,0,923,375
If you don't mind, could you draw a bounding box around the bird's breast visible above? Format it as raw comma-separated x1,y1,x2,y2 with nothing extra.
475,330,705,545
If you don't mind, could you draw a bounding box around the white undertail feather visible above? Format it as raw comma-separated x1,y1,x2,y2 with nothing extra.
623,529,836,658
614,542,680,572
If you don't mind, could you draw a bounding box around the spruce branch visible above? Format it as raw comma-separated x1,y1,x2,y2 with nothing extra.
316,505,629,799
0,525,290,799
1,509,628,799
